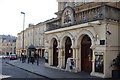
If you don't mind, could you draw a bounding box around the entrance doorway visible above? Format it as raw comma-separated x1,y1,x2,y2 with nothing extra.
65,37,72,67
81,35,92,72
53,39,58,66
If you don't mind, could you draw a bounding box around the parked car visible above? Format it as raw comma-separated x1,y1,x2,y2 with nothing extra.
9,54,17,60
0,55,3,59
0,55,8,59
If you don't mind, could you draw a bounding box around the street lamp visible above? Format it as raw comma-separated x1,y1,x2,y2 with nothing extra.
21,12,25,53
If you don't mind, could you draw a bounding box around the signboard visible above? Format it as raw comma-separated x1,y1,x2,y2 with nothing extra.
65,58,75,72
95,52,104,73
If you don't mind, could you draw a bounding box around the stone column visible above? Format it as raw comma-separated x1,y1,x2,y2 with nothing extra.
90,45,96,75
75,47,81,72
72,47,77,72
61,48,65,69
48,47,52,65
57,47,62,68
72,47,76,59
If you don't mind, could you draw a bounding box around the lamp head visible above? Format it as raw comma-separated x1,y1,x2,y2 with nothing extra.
21,12,25,14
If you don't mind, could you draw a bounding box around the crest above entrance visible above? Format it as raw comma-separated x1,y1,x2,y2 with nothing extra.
61,7,75,27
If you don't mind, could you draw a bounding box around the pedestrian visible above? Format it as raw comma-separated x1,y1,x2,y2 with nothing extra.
21,51,25,63
20,53,22,61
34,52,37,61
45,51,48,63
31,52,35,64
24,55,26,63
28,56,30,64
36,51,39,65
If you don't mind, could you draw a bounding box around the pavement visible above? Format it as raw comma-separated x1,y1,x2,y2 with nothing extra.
6,58,100,79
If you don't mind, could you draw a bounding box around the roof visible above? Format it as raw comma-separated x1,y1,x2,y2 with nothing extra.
28,44,36,49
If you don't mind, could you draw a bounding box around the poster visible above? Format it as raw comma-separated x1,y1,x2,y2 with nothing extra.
95,52,104,73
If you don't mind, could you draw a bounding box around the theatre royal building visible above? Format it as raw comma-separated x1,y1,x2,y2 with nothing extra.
44,2,120,78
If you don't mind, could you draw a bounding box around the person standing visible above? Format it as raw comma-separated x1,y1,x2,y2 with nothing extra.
31,52,35,64
20,53,22,61
21,51,25,63
45,51,48,63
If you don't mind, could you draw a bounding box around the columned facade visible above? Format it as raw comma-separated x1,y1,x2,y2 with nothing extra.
45,21,120,78
45,2,120,78
45,28,96,70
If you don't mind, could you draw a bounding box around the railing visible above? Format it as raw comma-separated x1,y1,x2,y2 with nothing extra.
46,5,120,31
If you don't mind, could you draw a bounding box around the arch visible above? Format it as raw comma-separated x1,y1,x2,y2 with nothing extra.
49,34,59,48
60,32,74,68
64,37,73,67
81,35,92,72
60,32,74,48
53,39,58,66
75,29,95,48
48,35,59,66
75,29,95,72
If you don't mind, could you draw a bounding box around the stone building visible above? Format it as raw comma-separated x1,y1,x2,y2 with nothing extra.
16,22,47,57
45,2,120,78
0,35,16,55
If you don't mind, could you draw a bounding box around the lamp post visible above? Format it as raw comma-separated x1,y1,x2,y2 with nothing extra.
21,12,25,53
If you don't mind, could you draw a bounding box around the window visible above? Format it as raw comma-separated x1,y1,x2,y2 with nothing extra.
13,39,16,42
28,33,29,37
39,38,41,45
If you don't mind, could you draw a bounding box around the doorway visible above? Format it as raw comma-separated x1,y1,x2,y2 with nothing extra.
53,39,58,66
65,37,72,67
81,35,92,72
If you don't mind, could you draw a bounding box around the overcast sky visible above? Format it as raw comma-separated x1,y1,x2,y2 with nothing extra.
0,0,58,36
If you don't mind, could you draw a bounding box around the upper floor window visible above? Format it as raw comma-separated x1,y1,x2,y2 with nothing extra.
28,33,29,37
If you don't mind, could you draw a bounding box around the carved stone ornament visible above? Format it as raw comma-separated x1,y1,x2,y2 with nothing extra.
61,7,75,26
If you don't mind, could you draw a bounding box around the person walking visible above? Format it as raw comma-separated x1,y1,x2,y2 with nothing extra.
20,53,22,61
36,52,39,65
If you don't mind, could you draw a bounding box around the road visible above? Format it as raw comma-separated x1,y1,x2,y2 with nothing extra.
1,59,50,80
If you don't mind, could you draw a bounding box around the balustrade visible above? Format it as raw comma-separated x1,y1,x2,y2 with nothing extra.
46,5,120,31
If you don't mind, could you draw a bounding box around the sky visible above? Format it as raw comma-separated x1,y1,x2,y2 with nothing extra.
0,0,58,37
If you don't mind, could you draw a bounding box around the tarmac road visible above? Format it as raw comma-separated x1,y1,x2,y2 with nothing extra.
1,59,50,80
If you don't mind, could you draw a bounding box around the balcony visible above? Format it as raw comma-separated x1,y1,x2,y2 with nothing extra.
46,5,120,31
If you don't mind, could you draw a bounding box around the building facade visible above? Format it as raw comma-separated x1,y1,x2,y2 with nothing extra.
16,22,47,57
45,2,120,78
0,35,16,55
